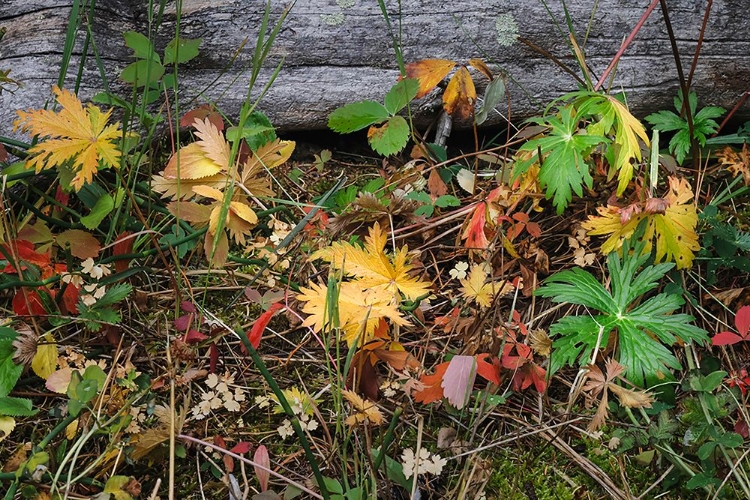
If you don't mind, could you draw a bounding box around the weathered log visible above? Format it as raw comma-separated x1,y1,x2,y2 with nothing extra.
1,0,748,139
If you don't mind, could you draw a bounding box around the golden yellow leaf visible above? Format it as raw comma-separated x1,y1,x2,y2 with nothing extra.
31,333,57,380
605,96,650,195
443,66,476,120
0,416,15,442
163,118,229,180
297,281,408,346
151,173,227,200
468,58,493,80
342,389,384,426
582,176,699,269
14,86,127,191
311,222,431,302
459,264,495,308
65,419,79,440
405,59,457,98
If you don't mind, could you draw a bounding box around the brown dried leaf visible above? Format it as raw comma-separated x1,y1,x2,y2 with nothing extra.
528,329,552,357
608,384,654,409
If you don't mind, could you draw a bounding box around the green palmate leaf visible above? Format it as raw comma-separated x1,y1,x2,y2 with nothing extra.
645,90,725,164
368,115,410,156
535,238,709,386
328,101,389,133
164,37,202,65
384,78,419,115
515,105,605,214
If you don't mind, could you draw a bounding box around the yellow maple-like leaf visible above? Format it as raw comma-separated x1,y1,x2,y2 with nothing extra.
31,333,57,380
311,222,431,302
583,176,699,268
0,416,15,442
443,66,476,121
14,86,127,191
342,389,384,426
164,118,229,180
716,144,750,186
459,264,495,308
404,59,457,98
297,281,408,346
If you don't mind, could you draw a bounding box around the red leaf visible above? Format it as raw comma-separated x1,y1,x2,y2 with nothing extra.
214,435,233,473
61,283,80,314
112,231,134,273
253,445,270,492
475,354,501,385
526,221,542,238
413,362,450,404
174,313,194,332
209,343,219,373
55,186,70,207
735,305,750,336
3,240,50,273
712,331,744,346
13,289,46,316
181,301,196,313
184,329,208,344
247,302,284,349
230,441,252,454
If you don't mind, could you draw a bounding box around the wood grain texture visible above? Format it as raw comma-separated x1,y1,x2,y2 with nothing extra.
1,0,748,137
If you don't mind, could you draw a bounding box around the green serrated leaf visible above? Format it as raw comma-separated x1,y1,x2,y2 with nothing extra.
328,101,389,133
80,193,115,230
384,79,419,115
536,237,709,386
0,396,36,416
164,37,202,65
0,337,22,398
368,115,410,156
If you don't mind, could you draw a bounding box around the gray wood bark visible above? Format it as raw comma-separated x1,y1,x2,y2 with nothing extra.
1,0,748,138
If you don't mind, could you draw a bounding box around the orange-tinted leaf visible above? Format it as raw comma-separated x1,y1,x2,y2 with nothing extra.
468,58,493,80
413,362,450,404
56,230,101,260
3,240,50,272
443,66,476,120
404,59,456,98
14,86,127,191
462,201,489,250
476,354,501,385
181,105,224,131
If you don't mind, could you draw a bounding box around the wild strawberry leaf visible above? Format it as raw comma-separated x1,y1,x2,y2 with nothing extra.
535,237,708,386
404,59,457,98
441,355,477,409
384,78,419,115
13,86,128,191
443,66,476,121
367,116,410,156
328,101,389,133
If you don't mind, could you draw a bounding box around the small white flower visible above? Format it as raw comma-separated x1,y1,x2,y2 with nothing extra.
205,373,219,388
304,419,319,432
449,261,469,280
224,398,241,412
234,389,246,402
401,448,446,479
277,419,294,439
255,395,270,409
81,258,111,280
81,294,97,307
61,273,84,287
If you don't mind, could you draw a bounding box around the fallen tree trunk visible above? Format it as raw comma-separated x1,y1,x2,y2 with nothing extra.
1,0,748,137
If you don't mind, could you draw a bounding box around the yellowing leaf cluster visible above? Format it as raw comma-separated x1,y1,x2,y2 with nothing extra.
152,117,294,266
298,223,431,346
14,86,131,191
582,176,699,268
